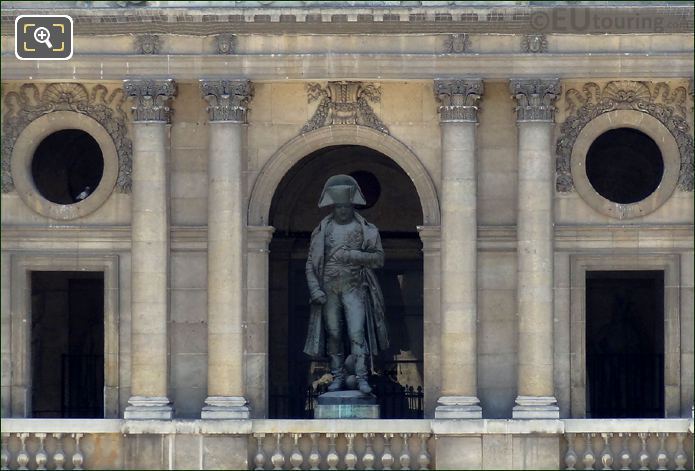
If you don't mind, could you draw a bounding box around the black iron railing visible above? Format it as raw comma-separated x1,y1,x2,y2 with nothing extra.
269,381,424,419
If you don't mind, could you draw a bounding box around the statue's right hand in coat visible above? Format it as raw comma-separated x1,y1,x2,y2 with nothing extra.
310,289,327,305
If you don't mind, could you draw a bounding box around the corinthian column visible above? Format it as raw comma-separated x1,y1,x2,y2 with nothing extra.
200,80,254,419
123,79,176,420
510,78,561,419
434,79,483,419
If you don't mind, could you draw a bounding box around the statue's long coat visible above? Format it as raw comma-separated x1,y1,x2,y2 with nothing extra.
303,213,389,360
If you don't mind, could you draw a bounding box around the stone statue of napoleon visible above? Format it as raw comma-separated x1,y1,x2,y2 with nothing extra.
303,175,389,395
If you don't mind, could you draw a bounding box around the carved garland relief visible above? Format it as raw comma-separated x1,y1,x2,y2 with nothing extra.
1,82,133,194
556,80,693,193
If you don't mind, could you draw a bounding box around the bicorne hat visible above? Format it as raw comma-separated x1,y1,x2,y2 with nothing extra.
318,174,367,208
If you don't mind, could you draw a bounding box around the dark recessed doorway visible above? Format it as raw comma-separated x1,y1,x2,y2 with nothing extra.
31,271,104,418
586,270,664,418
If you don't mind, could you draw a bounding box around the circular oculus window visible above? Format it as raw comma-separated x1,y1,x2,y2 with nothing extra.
585,128,664,205
31,129,105,205
569,110,680,219
10,111,119,220
349,170,381,209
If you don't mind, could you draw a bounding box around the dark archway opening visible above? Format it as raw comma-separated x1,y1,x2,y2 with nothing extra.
31,271,104,418
268,145,424,419
31,129,104,205
586,270,664,418
585,127,664,204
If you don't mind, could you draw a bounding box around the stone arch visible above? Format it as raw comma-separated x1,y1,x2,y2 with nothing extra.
248,125,440,227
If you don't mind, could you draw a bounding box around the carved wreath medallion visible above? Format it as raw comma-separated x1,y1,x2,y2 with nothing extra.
556,80,693,192
2,83,133,193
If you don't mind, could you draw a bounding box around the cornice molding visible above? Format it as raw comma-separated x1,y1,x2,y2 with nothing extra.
2,5,692,35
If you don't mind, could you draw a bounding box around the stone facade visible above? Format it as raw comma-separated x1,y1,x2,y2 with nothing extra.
1,2,693,469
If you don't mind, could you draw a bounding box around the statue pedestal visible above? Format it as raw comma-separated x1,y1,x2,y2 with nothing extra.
314,391,380,419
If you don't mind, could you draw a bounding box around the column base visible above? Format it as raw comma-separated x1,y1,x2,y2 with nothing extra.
201,396,250,419
434,396,483,419
512,395,559,419
124,396,174,420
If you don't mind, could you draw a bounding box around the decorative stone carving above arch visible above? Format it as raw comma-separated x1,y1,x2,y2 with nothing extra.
556,80,693,193
1,82,132,194
248,125,440,227
301,82,388,134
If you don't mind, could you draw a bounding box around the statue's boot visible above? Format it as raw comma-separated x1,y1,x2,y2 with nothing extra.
327,353,345,392
354,354,372,394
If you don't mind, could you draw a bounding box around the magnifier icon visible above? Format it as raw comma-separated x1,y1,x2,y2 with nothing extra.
33,27,53,49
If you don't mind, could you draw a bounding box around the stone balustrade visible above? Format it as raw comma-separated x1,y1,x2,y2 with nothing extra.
1,419,693,470
563,420,694,471
1,420,121,471
251,433,432,470
1,432,85,470
250,420,433,470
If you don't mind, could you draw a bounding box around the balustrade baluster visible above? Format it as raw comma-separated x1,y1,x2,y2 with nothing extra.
638,433,650,471
656,433,668,471
417,433,430,470
16,433,29,471
674,433,688,471
326,434,339,471
399,433,411,470
344,433,357,470
618,433,631,471
72,433,84,470
1,433,9,471
53,434,66,470
254,433,266,471
582,433,596,470
290,434,303,470
363,433,375,471
35,434,47,470
271,434,285,471
600,433,613,470
382,433,395,470
565,433,578,470
308,434,320,470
